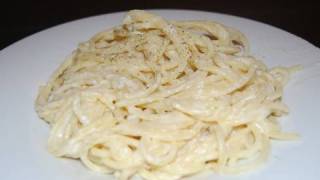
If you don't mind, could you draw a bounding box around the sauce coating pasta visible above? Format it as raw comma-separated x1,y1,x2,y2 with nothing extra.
35,10,298,180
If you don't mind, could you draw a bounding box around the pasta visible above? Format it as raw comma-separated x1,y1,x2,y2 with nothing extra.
35,10,299,180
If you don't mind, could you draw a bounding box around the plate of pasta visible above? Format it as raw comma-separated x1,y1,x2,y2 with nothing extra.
1,9,320,180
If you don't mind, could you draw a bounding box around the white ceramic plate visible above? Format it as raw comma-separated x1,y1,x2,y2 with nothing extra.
1,10,320,180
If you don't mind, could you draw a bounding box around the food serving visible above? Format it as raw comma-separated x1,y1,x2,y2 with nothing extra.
35,10,298,180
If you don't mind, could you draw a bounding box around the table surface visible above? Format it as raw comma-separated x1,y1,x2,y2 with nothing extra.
0,0,319,50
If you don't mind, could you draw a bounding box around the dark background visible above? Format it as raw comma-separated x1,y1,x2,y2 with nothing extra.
1,0,319,50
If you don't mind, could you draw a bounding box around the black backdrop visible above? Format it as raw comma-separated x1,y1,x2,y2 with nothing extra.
1,0,319,50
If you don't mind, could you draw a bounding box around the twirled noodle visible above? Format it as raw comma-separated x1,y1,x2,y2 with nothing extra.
35,10,299,180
